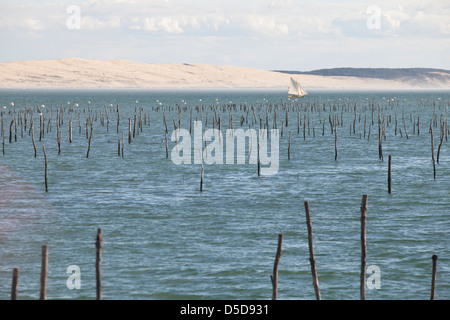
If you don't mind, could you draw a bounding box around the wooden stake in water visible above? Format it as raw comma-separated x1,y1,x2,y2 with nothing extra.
334,123,338,161
86,119,93,158
165,130,169,159
57,129,61,155
270,233,283,300
9,119,14,143
437,122,444,164
69,120,72,143
40,245,48,300
304,201,321,300
117,112,120,134
31,121,37,158
257,141,261,177
200,153,204,192
430,123,436,180
11,268,19,300
122,131,124,158
360,195,368,300
43,146,48,192
431,255,438,300
96,228,103,300
128,118,132,144
388,155,392,194
378,126,383,161
288,131,291,160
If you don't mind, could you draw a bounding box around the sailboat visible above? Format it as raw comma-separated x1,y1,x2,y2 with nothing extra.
288,77,307,98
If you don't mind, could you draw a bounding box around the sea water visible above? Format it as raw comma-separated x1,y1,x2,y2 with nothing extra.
0,89,448,300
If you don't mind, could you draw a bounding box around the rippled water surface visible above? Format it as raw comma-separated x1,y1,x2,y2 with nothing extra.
0,89,449,300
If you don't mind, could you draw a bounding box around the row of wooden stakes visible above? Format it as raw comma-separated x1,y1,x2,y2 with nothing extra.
9,196,439,300
10,228,103,300
269,195,440,300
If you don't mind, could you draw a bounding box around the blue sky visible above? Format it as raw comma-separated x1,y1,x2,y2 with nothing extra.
1,0,449,70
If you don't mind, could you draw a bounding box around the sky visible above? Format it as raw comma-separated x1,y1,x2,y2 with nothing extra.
1,0,449,71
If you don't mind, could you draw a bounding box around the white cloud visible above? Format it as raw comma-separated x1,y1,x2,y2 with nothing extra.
81,16,122,30
0,0,449,70
143,17,184,34
245,15,289,36
24,18,45,30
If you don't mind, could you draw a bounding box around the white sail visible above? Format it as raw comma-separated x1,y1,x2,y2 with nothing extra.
288,77,307,97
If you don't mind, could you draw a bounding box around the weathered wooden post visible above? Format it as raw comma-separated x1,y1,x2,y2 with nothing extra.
288,131,291,160
431,255,438,300
378,126,383,161
128,118,132,144
11,268,19,300
43,146,48,192
437,122,444,164
257,141,261,177
31,121,37,157
270,234,283,300
96,228,103,300
86,119,93,158
360,195,368,300
334,123,338,161
304,201,321,300
388,155,392,194
430,123,436,179
200,152,204,192
165,130,169,159
9,119,14,143
40,245,48,300
69,120,73,143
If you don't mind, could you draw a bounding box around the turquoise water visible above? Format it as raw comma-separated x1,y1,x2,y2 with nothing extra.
0,89,449,300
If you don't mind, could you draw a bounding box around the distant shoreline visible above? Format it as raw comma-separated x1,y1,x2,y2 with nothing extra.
0,58,449,90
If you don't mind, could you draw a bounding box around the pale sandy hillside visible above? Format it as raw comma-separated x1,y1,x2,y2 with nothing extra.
0,58,448,90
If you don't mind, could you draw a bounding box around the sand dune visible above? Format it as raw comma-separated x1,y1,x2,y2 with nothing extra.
0,57,448,90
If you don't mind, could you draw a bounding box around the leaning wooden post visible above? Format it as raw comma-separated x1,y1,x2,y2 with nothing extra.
31,121,37,158
437,121,444,164
388,155,392,194
430,123,436,180
43,146,48,192
270,234,283,300
360,195,368,300
431,255,438,300
86,119,93,158
96,228,103,300
40,245,48,300
165,130,168,159
304,201,321,300
11,268,19,300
